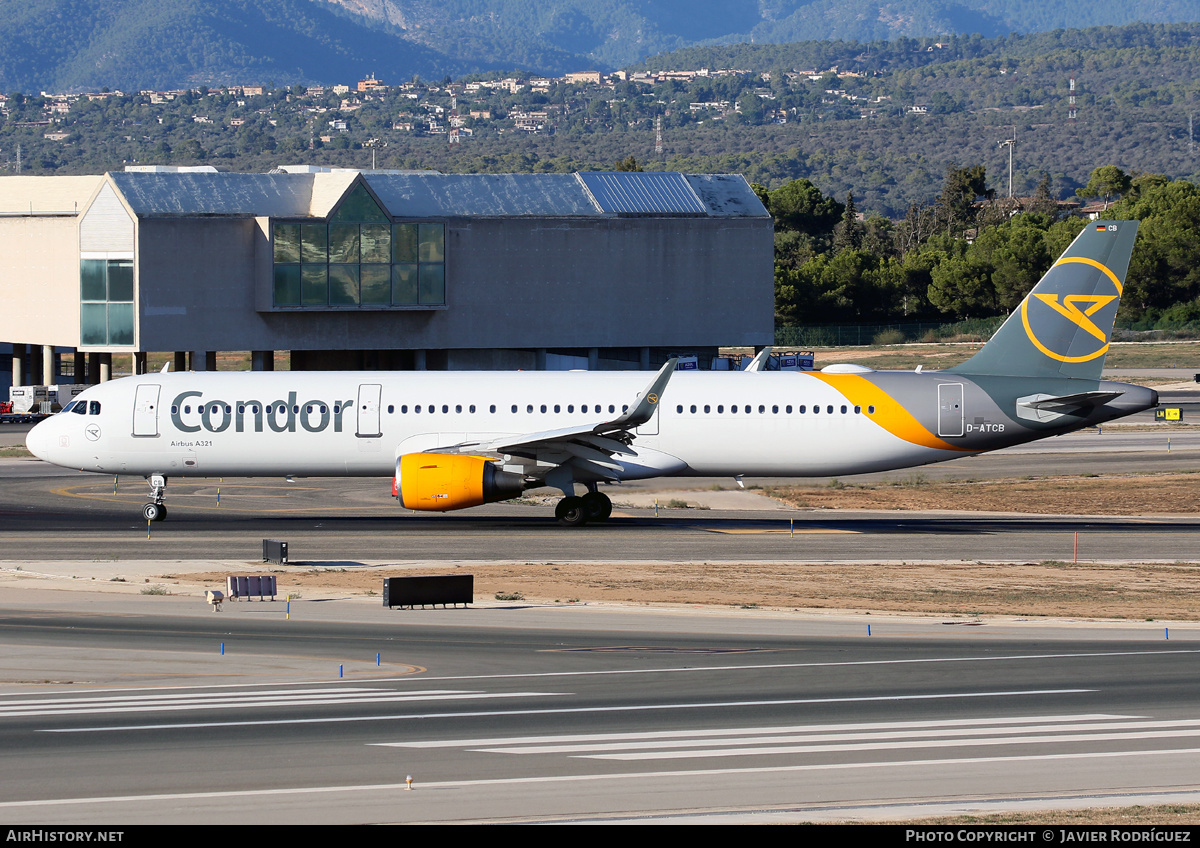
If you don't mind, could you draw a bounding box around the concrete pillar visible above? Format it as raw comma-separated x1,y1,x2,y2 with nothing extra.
42,345,55,385
251,350,274,371
87,353,100,385
640,347,651,370
11,344,26,388
413,350,426,371
192,351,216,372
174,351,187,373
535,348,547,370
73,351,85,384
588,347,600,371
99,353,112,382
134,352,147,375
29,345,43,387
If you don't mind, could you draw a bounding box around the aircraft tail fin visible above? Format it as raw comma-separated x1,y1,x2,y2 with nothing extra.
947,221,1138,381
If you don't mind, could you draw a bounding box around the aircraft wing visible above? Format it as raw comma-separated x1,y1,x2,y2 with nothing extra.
425,358,677,482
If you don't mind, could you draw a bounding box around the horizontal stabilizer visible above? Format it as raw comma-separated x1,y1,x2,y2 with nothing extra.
1018,390,1125,411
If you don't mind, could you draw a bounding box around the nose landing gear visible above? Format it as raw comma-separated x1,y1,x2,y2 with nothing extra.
143,475,168,522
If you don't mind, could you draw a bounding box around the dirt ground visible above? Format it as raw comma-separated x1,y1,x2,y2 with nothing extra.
180,558,1200,622
765,472,1200,515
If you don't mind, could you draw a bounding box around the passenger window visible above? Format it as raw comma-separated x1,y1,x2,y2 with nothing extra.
442,405,449,413
415,405,422,413
527,405,534,413
704,405,710,413
676,405,683,413
717,405,724,413
759,405,766,413
813,406,820,414
868,405,876,414
690,405,696,413
387,405,394,414
841,405,847,414
554,404,560,413
827,405,834,414
401,405,408,413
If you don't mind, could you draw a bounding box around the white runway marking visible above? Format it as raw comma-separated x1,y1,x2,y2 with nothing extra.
378,713,1200,763
17,687,564,722
43,688,1092,733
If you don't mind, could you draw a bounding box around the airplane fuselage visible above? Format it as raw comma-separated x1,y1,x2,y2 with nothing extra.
28,367,1158,481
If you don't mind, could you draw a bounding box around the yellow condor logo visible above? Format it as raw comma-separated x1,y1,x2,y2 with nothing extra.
1020,256,1123,363
647,392,659,404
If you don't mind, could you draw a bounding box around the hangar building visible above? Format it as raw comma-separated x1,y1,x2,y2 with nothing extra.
0,168,773,392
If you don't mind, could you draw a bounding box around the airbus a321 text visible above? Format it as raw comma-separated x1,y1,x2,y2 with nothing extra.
27,222,1158,526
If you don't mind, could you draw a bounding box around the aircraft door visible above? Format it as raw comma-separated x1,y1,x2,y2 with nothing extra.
356,384,383,438
635,406,660,436
937,383,964,438
132,384,161,437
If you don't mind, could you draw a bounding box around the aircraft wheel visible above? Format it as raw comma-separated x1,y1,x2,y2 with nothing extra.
582,491,612,523
143,503,163,522
555,496,588,527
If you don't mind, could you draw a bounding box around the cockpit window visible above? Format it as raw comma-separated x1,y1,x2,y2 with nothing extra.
88,401,102,415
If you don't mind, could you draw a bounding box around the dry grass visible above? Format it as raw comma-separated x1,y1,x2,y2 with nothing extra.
766,472,1200,515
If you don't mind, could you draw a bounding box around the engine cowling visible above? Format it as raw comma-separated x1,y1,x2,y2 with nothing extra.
393,453,525,512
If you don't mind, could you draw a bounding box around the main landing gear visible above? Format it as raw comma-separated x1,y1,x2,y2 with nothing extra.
554,489,612,527
143,474,168,522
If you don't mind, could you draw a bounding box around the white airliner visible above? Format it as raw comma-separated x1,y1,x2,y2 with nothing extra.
27,222,1157,525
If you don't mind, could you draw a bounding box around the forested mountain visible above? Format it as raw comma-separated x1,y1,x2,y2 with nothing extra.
4,0,1200,91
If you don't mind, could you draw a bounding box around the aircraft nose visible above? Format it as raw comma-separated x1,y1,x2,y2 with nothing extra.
25,419,52,461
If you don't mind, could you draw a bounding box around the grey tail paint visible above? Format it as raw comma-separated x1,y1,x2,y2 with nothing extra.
948,221,1138,381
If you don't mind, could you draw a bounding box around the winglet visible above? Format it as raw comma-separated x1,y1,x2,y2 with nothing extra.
745,347,773,372
599,358,678,432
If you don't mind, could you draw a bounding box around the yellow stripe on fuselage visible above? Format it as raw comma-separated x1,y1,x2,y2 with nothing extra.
807,372,972,453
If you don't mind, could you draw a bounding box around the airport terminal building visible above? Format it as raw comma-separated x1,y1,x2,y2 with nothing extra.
0,168,773,391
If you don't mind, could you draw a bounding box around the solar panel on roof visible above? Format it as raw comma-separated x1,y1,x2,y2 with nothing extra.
577,172,707,215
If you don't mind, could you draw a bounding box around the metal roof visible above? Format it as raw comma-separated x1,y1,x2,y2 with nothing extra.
365,173,601,218
108,172,316,217
577,172,707,216
96,171,768,220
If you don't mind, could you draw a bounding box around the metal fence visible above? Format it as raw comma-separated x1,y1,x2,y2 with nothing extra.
775,319,1200,347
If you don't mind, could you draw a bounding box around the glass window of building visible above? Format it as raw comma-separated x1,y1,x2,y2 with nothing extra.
271,181,446,309
80,258,134,346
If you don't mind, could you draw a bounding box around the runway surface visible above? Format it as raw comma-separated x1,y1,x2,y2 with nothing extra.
2,596,1200,824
